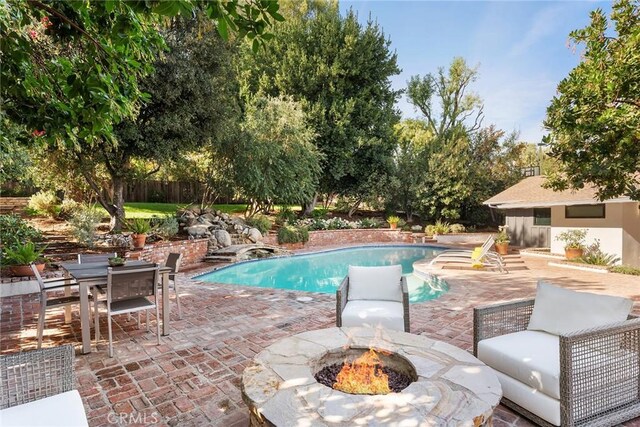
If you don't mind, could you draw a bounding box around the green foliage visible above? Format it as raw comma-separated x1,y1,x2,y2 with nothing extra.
2,242,45,266
495,225,510,243
544,0,640,201
237,2,401,203
128,218,151,234
0,215,43,252
245,215,272,235
151,215,179,239
28,191,59,218
450,223,466,233
555,229,588,250
277,225,309,245
610,265,640,276
236,96,322,215
68,206,103,248
275,207,298,225
386,215,401,226
578,239,620,266
311,209,330,220
359,218,383,229
425,220,451,235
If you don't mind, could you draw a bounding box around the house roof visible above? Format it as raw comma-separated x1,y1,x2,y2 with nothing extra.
484,175,633,209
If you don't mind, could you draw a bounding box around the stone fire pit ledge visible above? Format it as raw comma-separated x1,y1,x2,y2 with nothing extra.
242,327,502,426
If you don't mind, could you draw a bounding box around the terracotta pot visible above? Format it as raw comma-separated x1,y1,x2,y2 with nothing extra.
494,242,509,255
565,247,584,260
132,233,147,249
389,223,398,230
6,263,45,277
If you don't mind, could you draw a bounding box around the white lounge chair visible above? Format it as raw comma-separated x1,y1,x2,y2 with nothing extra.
429,237,507,272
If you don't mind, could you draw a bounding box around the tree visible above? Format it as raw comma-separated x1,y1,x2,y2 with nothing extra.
237,1,401,214
544,0,640,201
234,96,322,217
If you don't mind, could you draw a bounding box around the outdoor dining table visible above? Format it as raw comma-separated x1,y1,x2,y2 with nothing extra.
59,260,172,354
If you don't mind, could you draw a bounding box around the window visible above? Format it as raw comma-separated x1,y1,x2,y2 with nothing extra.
533,208,551,226
565,204,606,219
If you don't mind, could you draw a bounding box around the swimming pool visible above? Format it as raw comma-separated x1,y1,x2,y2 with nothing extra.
196,245,449,303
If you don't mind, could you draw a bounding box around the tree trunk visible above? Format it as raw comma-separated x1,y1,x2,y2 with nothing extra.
302,194,318,216
109,176,126,232
347,198,362,218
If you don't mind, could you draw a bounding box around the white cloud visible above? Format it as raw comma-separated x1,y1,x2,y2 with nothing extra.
510,4,567,57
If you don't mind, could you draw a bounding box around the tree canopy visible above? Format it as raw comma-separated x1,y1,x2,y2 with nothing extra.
544,0,640,201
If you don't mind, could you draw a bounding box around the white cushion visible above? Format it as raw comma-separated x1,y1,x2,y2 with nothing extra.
527,281,633,335
0,390,88,427
477,330,560,399
341,300,405,331
493,370,561,426
348,265,402,302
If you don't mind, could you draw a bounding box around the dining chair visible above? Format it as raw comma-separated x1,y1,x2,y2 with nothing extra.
95,264,161,357
31,264,97,349
77,253,117,264
164,253,184,319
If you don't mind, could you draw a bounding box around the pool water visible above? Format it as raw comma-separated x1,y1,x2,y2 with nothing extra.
196,245,449,303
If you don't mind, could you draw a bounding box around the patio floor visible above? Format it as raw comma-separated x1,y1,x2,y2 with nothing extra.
1,252,639,426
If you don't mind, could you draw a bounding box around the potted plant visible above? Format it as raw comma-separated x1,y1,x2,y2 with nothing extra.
3,241,46,277
108,256,126,267
494,225,510,255
555,229,587,260
387,215,401,230
129,218,151,249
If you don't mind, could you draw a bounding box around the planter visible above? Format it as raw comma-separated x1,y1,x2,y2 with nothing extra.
389,224,398,230
131,233,147,249
494,242,510,255
564,247,584,260
6,263,44,277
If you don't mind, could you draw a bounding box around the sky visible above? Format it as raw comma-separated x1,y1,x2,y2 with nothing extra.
339,1,612,144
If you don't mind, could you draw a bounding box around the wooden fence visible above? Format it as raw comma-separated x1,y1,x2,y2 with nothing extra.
123,181,207,204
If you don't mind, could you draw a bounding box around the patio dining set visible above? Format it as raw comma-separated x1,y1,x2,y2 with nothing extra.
2,247,640,426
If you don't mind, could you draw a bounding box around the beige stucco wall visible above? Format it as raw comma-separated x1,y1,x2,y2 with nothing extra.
622,202,640,267
550,204,621,262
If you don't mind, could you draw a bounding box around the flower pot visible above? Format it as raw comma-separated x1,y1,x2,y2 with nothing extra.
389,223,398,230
6,263,44,277
494,242,509,255
132,233,147,249
565,247,584,260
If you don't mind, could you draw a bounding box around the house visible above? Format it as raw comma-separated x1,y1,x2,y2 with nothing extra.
484,176,640,267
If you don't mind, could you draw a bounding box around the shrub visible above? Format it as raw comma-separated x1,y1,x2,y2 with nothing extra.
311,208,329,219
277,225,309,244
3,241,45,265
152,215,179,239
0,214,42,251
555,229,587,250
275,207,297,225
28,190,60,217
360,217,382,229
450,223,466,233
578,239,620,266
128,218,151,234
69,206,103,247
246,214,272,235
610,265,640,276
59,198,80,217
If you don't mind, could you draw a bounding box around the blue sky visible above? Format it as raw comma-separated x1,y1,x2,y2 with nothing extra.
340,1,612,143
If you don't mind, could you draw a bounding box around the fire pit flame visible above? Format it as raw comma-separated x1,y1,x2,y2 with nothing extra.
333,349,391,395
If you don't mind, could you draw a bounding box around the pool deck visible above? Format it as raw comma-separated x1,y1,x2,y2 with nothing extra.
1,249,639,426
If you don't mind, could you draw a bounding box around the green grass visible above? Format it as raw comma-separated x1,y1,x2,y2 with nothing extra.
98,203,248,219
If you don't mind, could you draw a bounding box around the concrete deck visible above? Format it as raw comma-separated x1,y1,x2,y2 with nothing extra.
1,253,639,426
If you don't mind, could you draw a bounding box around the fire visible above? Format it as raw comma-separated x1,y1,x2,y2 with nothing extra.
333,349,390,395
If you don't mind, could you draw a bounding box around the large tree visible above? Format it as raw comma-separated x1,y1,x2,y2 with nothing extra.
237,0,401,214
544,0,640,201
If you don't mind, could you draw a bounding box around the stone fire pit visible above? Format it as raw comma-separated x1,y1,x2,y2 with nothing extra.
242,327,502,426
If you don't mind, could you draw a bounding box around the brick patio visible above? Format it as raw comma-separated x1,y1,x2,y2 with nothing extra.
1,250,639,426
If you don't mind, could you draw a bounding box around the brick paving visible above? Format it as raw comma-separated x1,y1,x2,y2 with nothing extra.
1,250,639,426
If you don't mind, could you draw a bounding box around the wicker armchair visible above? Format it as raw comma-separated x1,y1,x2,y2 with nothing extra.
474,298,640,426
0,345,88,426
336,271,410,332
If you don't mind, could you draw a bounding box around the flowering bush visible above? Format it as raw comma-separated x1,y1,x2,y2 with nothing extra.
296,217,386,231
495,225,510,243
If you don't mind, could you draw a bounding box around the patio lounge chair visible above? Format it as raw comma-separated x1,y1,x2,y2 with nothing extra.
474,281,640,426
336,265,410,332
0,344,88,426
428,236,507,272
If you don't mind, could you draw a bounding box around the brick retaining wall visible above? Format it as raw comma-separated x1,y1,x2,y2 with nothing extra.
263,229,416,248
132,238,209,266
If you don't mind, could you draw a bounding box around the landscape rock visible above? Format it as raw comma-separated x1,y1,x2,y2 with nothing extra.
186,225,211,238
213,229,232,247
244,228,263,243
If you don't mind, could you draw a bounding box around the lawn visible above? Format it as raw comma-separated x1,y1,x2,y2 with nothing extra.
110,203,248,218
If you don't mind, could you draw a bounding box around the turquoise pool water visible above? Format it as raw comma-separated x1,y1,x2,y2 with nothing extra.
196,245,449,303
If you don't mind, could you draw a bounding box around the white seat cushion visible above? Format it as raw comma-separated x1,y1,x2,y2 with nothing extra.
341,300,405,331
348,265,402,302
477,330,560,399
528,281,633,335
0,390,88,427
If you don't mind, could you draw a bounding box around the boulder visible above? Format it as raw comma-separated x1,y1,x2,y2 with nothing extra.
244,227,263,243
200,213,216,223
213,229,232,247
186,225,211,238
